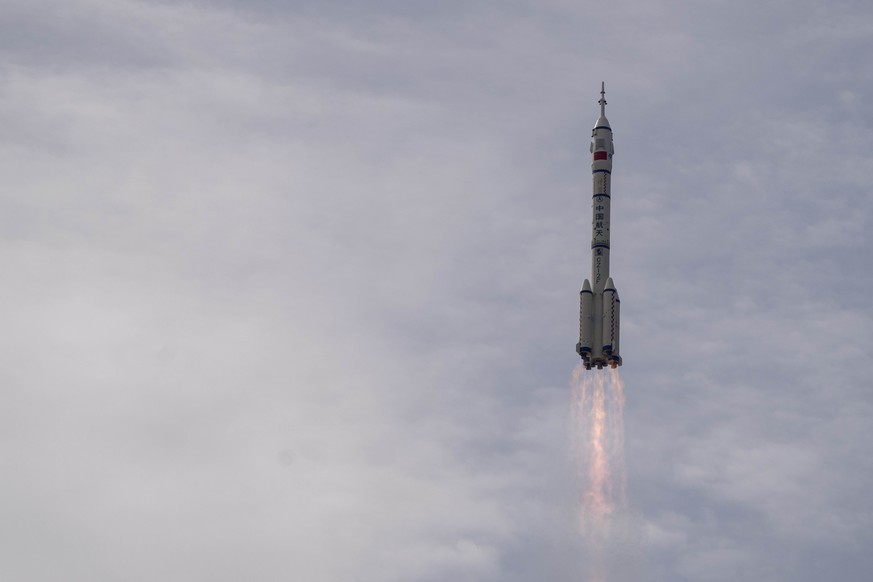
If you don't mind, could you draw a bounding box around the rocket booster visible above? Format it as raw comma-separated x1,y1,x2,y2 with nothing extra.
577,83,622,370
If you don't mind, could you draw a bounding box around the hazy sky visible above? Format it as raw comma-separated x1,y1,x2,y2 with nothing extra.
2,1,872,580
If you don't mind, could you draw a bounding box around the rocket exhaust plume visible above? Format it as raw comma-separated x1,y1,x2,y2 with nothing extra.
572,364,628,580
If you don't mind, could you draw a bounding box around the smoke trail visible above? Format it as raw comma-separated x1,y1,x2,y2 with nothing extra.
571,364,628,581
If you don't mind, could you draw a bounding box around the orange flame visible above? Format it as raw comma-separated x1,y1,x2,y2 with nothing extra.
571,364,628,579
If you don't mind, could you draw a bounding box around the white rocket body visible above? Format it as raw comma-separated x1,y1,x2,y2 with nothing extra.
577,84,622,370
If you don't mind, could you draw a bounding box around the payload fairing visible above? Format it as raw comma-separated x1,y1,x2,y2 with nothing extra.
577,83,622,370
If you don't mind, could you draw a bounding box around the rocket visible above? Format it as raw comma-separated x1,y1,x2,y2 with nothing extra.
577,83,622,370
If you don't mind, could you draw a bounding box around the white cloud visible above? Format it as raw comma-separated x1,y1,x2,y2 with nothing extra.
1,0,872,580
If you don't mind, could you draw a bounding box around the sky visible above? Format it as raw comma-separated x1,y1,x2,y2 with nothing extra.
1,0,872,580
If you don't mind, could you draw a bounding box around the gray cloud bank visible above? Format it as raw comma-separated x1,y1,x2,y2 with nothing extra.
1,1,871,580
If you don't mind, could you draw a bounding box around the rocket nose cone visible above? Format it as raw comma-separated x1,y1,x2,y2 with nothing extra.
605,277,615,290
594,115,611,129
581,279,592,292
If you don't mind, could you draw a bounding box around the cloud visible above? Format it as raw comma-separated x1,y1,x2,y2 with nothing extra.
1,0,872,580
